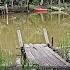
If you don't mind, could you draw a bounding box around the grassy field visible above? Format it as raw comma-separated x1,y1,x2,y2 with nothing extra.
0,12,70,65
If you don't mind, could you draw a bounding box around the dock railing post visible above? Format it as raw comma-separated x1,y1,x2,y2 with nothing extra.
17,30,26,66
52,37,53,47
43,28,50,44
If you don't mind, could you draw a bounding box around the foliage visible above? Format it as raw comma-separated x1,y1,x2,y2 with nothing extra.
22,59,39,70
0,49,5,70
0,49,3,66
33,0,40,3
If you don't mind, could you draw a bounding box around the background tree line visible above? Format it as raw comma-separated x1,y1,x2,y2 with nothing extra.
0,0,70,6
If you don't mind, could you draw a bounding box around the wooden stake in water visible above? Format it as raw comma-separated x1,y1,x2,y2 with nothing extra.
5,4,8,14
6,14,8,24
26,0,29,13
40,14,44,22
5,4,8,24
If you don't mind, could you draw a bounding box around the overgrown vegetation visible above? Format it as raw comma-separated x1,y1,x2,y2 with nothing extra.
22,59,39,70
0,0,70,68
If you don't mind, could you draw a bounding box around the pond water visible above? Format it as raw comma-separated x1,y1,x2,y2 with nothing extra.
0,12,70,65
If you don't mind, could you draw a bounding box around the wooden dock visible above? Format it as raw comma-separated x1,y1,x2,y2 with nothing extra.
16,30,70,70
24,44,70,69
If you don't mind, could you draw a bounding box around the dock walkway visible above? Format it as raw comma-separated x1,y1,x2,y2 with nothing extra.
17,30,70,70
24,44,70,69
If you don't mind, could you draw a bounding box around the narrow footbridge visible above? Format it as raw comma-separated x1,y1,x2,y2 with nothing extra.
24,44,70,69
17,29,70,70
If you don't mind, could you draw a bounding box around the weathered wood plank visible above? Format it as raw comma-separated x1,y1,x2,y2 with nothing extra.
25,46,35,62
43,46,70,66
39,45,66,66
34,45,57,66
32,45,51,66
24,44,70,68
43,28,49,44
17,30,23,47
29,46,41,65
16,30,23,69
29,44,49,66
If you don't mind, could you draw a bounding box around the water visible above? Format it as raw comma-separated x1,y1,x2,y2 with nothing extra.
0,12,70,65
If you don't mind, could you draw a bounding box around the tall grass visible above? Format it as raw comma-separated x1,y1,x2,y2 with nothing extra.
0,48,5,70
22,59,39,70
57,31,70,60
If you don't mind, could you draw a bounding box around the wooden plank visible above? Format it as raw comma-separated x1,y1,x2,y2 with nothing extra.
24,44,70,68
17,30,23,47
43,28,49,44
39,45,66,66
34,44,46,47
29,46,42,65
25,46,35,62
34,45,57,66
16,30,23,69
43,46,70,66
29,44,49,66
29,43,40,63
33,45,52,66
25,48,36,64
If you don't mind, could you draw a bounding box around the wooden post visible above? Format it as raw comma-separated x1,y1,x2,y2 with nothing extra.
26,0,29,13
17,30,26,64
5,4,8,24
5,4,8,14
40,14,44,22
6,14,8,24
52,37,53,46
17,30,23,48
17,30,23,65
43,28,49,44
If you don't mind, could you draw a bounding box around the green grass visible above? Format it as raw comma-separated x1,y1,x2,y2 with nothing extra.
22,59,39,70
0,13,70,65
